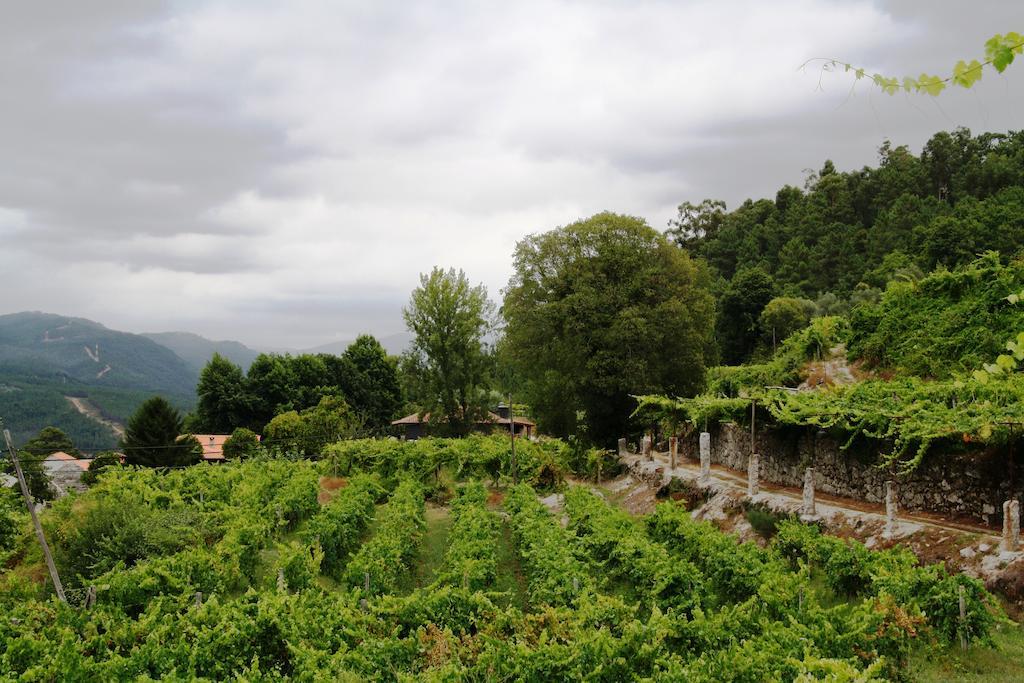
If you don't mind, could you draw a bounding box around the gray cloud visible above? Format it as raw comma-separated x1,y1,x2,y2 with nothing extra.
1,0,1022,347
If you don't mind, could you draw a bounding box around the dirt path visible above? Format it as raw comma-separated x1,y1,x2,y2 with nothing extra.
65,395,125,438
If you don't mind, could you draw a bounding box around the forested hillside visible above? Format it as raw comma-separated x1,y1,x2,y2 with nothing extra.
0,312,197,448
678,129,1024,363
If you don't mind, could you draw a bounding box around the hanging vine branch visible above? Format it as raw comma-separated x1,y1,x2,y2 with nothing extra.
802,32,1023,96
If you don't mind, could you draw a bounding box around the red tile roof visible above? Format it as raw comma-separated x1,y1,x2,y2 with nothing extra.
190,433,260,461
45,452,90,470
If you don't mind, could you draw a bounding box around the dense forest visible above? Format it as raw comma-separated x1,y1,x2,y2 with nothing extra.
679,129,1024,363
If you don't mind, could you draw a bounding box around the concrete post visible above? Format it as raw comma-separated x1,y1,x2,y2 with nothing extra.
642,435,652,461
617,438,627,457
802,467,816,516
747,454,760,497
1002,499,1020,552
669,436,678,470
699,432,711,482
884,481,898,538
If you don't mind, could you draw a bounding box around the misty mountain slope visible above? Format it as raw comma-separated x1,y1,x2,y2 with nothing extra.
0,312,197,394
143,331,260,373
0,312,198,450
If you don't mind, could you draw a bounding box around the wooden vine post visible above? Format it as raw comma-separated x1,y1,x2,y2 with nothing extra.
2,426,66,603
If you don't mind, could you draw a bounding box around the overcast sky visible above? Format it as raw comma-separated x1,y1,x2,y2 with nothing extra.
1,1,1021,349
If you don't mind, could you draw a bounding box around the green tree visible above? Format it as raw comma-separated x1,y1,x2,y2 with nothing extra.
263,410,305,454
759,297,813,349
666,198,727,254
222,427,261,460
122,397,202,468
503,212,716,445
341,335,403,432
245,354,298,428
300,395,357,455
81,451,122,486
22,426,79,458
403,267,494,436
717,266,776,364
193,353,249,433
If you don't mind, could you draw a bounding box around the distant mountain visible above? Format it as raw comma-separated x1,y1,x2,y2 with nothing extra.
0,312,197,450
304,332,413,357
143,331,261,373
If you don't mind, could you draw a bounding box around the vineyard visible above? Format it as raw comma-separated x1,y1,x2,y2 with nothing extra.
0,436,1016,680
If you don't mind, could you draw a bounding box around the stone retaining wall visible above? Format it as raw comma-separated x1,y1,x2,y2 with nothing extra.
674,423,1024,526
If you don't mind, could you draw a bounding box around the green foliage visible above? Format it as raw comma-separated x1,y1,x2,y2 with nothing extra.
122,396,201,467
0,451,1007,680
759,296,815,348
263,395,358,457
849,253,1024,378
717,265,776,364
341,334,403,432
504,484,594,606
681,130,1024,365
564,486,704,613
434,481,500,591
402,267,495,436
194,335,402,436
192,352,248,433
703,316,850,397
277,540,324,592
322,434,574,490
222,426,261,460
0,487,23,563
80,450,122,486
502,212,716,445
808,32,1023,96
773,520,1003,645
302,473,380,576
344,479,425,595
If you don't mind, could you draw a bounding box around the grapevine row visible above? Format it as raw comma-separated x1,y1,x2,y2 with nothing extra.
343,478,425,594
503,483,593,606
435,481,500,590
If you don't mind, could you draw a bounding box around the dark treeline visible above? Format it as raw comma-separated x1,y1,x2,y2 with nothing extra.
674,128,1024,363
190,334,402,436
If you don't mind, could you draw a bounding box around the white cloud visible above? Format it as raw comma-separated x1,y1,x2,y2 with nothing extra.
1,0,1021,346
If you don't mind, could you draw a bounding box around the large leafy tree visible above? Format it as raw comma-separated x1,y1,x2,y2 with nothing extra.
717,266,776,365
341,335,402,432
403,267,494,436
122,397,201,468
502,212,716,445
192,353,249,433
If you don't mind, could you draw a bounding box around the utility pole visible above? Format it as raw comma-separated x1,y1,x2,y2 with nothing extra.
2,426,66,602
508,393,518,485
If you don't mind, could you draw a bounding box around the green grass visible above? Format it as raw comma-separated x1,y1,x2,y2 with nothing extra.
402,503,452,593
492,517,530,610
908,623,1024,681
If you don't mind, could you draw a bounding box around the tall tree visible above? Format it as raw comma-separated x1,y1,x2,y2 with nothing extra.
341,335,403,432
403,267,494,435
122,397,201,468
502,212,716,445
717,266,776,365
193,353,249,433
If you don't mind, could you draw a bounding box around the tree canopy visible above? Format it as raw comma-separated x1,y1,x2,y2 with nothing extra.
402,267,494,436
122,397,201,468
502,212,716,445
